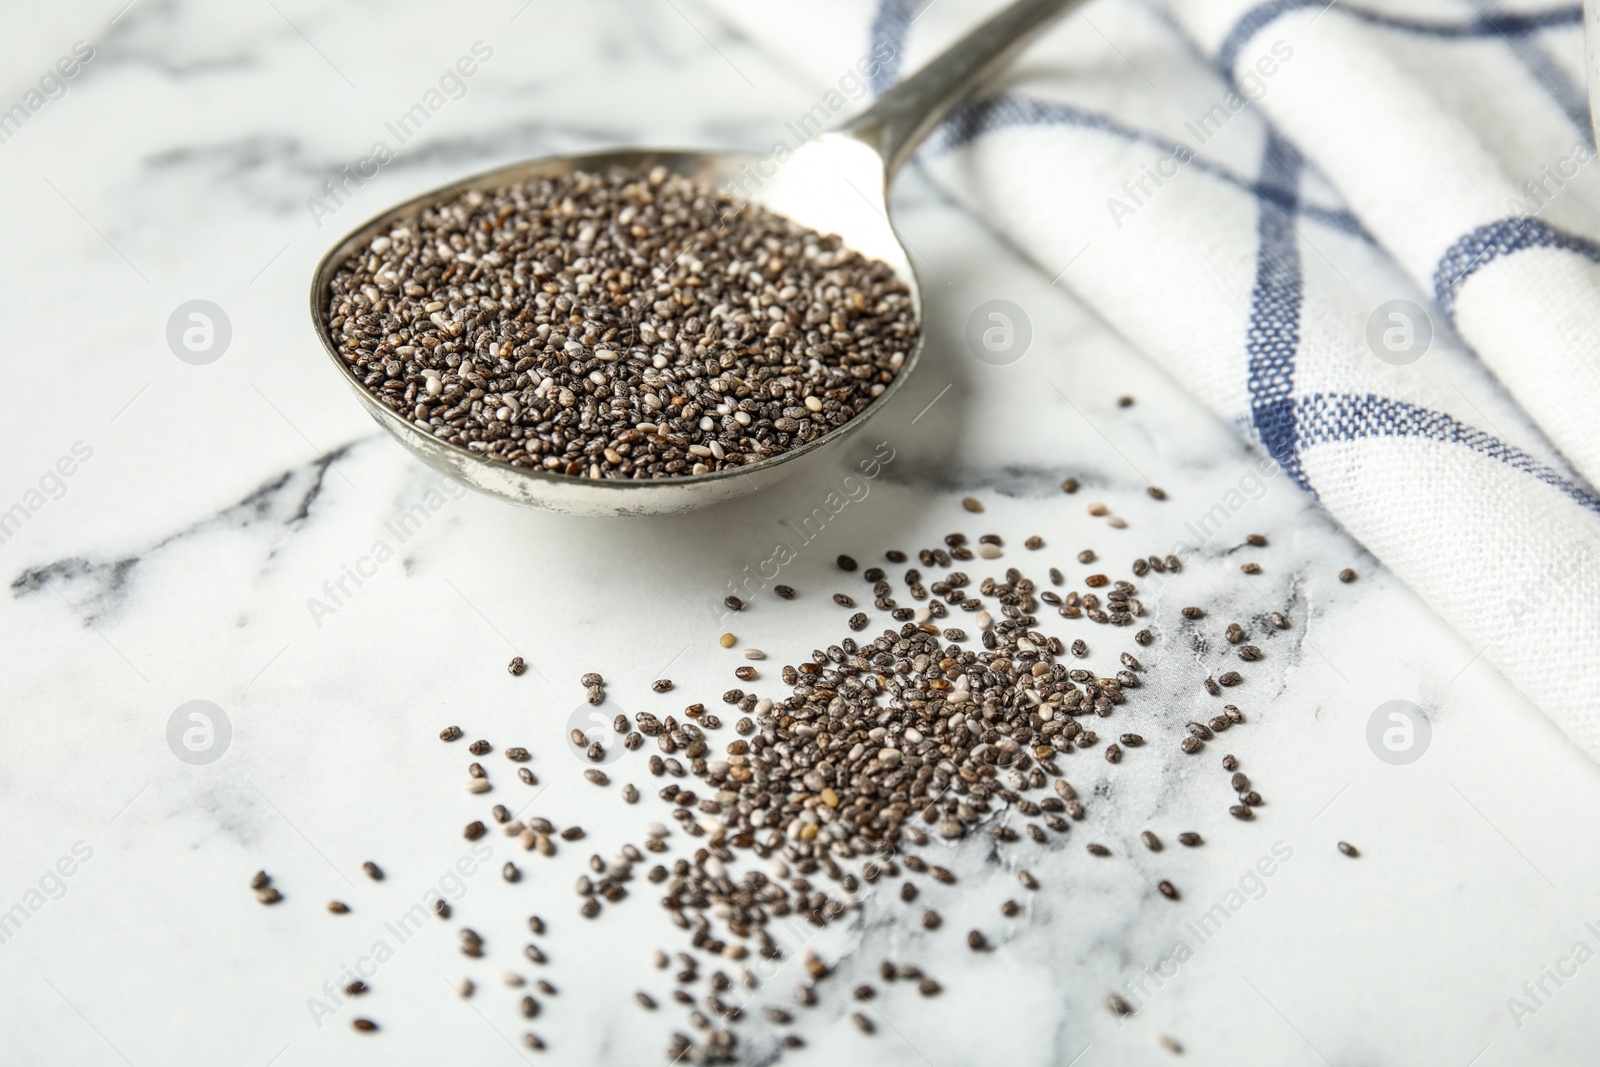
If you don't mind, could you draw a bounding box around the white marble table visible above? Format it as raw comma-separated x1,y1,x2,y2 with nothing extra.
3,1,1598,1065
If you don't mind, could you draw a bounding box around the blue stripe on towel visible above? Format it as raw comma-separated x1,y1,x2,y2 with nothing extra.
1245,133,1309,490
1217,0,1581,71
1294,393,1600,513
867,0,917,94
925,92,1370,239
1432,217,1600,325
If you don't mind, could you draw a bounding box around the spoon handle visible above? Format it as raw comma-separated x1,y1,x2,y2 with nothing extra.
840,0,1083,176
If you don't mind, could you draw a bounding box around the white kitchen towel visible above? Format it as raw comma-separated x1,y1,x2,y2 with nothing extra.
697,0,1600,760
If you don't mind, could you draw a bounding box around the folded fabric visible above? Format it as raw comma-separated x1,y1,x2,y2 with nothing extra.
696,0,1600,760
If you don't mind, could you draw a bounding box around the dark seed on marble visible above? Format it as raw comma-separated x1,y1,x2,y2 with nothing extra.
1061,477,1080,494
1025,536,1044,550
1087,843,1111,856
1141,831,1162,852
1231,772,1250,792
521,995,540,1018
1178,832,1202,847
832,593,856,608
1135,628,1154,645
853,1012,875,1034
581,672,604,687
249,870,270,890
849,612,868,631
635,992,656,1010
256,887,282,905
1001,899,1020,917
1270,611,1290,629
469,739,491,756
1120,733,1144,747
522,1034,544,1051
1246,533,1267,546
518,767,536,785
853,984,875,1001
929,866,955,885
724,596,745,612
440,725,463,742
492,804,511,823
465,821,486,840
1018,870,1038,890
1204,677,1221,696
1158,880,1179,900
580,898,600,919
1106,993,1132,1017
1147,486,1166,500
1241,561,1261,574
967,930,987,951
1180,737,1203,754
775,585,796,599
1339,568,1357,582
1229,805,1254,820
508,656,526,676
1222,754,1238,771
1105,743,1122,764
919,979,942,996
1181,606,1204,619
1218,671,1243,686
962,497,983,513
1338,841,1359,857
352,1018,377,1032
837,554,858,572
885,550,907,562
362,862,383,881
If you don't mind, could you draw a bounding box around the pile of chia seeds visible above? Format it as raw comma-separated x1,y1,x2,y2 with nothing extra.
255,490,1367,1060
322,167,917,479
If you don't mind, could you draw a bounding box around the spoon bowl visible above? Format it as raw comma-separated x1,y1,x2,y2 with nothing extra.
309,0,1075,516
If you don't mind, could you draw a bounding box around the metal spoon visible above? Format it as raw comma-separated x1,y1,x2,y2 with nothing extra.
310,0,1075,516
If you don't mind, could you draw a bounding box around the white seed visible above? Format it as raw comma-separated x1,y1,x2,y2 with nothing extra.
467,778,491,793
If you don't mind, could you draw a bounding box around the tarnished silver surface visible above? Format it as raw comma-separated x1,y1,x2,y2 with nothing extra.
308,0,1077,516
